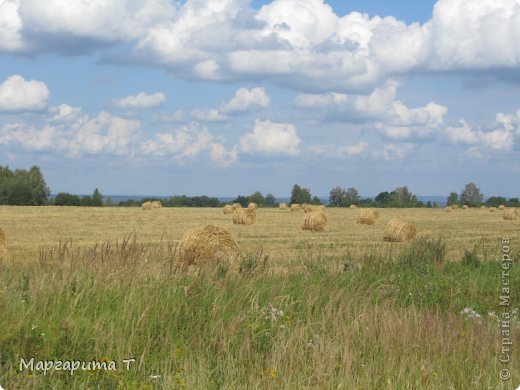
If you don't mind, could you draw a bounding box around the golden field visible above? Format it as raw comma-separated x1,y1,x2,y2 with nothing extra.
1,205,518,265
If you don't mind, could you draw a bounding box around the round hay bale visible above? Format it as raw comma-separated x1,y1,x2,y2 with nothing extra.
462,205,469,209
231,203,242,210
151,200,162,208
178,225,239,267
480,205,486,209
279,203,288,210
489,207,496,212
0,228,6,245
233,208,256,225
248,202,258,210
356,209,379,225
349,205,358,209
290,204,301,212
141,201,153,210
444,206,452,212
303,204,316,213
223,205,234,214
302,211,327,232
451,205,459,210
498,205,506,210
383,220,417,242
503,208,518,221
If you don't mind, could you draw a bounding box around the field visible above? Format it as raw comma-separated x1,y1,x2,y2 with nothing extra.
0,206,519,388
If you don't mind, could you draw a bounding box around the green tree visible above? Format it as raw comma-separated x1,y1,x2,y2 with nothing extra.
55,192,81,206
92,188,103,206
290,184,312,205
329,186,346,206
344,187,359,206
264,194,277,207
460,182,483,206
447,192,458,206
375,191,392,206
0,165,50,205
248,191,265,206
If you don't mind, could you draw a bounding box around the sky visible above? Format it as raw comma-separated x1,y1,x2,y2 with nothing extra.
0,0,519,198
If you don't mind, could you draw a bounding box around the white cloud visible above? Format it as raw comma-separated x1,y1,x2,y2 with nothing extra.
113,92,166,110
140,122,237,166
0,111,140,157
49,104,81,122
220,87,270,114
445,114,516,153
382,143,414,161
0,75,49,112
240,119,301,156
296,81,447,140
345,141,369,155
189,108,226,122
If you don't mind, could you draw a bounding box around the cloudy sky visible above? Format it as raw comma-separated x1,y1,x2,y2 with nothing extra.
0,0,519,198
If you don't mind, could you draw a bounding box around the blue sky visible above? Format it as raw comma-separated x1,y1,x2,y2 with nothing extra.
0,0,519,198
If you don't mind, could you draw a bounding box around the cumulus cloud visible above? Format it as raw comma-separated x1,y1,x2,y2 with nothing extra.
240,119,301,156
113,92,166,110
296,81,448,140
0,75,49,112
49,103,81,122
220,87,270,114
445,114,516,153
140,122,237,166
0,0,176,54
0,111,140,157
345,141,369,155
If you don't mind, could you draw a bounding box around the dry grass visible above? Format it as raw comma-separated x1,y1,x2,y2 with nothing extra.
384,220,417,242
141,201,153,210
223,205,234,214
0,228,5,245
503,208,518,221
356,208,380,225
489,207,496,212
0,206,518,266
451,205,459,209
178,225,239,267
233,208,256,225
302,211,328,232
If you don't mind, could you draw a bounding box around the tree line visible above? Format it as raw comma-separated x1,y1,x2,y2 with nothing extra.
1,165,518,208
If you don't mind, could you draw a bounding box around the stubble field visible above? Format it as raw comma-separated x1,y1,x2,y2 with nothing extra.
0,206,519,389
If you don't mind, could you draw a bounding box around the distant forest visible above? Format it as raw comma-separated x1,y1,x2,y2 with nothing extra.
1,165,518,208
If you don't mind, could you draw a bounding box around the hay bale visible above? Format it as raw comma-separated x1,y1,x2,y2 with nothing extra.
233,208,256,225
349,205,357,209
302,211,327,232
480,205,486,209
279,203,288,210
489,207,496,212
503,208,518,221
0,228,6,245
317,205,326,212
444,207,452,212
151,200,162,208
231,203,242,210
498,205,506,210
462,205,469,209
303,204,316,213
178,225,239,267
291,204,301,212
451,205,459,209
248,202,258,210
356,209,379,225
223,205,234,214
383,220,417,242
141,201,153,210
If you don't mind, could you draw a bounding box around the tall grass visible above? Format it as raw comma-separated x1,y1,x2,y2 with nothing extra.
0,236,518,388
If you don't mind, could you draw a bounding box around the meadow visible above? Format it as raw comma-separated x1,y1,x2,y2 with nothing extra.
0,206,519,388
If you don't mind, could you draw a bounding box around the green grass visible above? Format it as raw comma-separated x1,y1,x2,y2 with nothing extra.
1,236,518,389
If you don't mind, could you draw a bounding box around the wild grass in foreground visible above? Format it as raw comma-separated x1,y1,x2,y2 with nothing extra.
0,236,518,389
